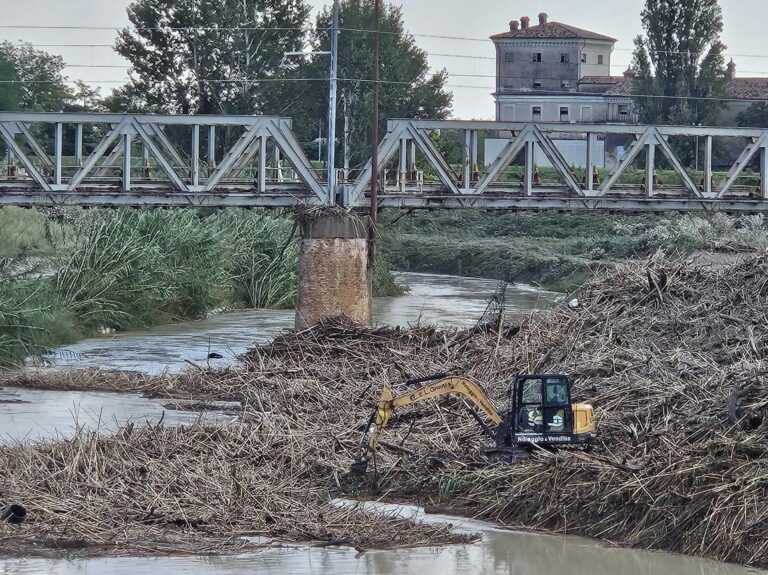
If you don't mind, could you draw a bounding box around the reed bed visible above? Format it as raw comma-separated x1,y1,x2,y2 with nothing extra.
4,253,768,565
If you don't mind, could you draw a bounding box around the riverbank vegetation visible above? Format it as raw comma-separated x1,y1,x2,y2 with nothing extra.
0,207,402,367
5,253,768,567
381,209,768,291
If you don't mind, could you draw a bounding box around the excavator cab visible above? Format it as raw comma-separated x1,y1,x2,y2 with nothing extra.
496,374,596,447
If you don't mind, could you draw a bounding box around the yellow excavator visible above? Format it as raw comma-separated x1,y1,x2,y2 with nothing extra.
351,373,596,474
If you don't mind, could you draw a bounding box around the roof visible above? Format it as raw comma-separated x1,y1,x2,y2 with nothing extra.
592,77,768,99
575,76,632,97
491,21,616,42
726,78,768,100
604,78,633,96
580,76,625,85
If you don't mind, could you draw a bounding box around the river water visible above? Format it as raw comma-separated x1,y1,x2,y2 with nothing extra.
39,273,553,374
2,502,761,575
1,273,763,575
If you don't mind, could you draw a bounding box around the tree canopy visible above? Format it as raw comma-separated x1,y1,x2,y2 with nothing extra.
631,0,727,125
0,42,71,112
736,103,768,128
293,0,452,169
111,0,312,115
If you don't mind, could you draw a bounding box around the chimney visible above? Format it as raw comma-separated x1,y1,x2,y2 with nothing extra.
509,20,519,31
538,12,548,26
726,59,736,81
520,16,530,29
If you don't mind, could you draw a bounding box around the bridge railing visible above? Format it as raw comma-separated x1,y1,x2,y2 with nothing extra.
3,113,768,211
0,112,329,207
346,120,768,211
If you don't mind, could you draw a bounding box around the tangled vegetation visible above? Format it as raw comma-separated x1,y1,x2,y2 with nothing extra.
6,254,768,567
383,209,768,290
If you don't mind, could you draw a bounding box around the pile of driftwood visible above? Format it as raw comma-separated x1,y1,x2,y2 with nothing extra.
0,387,470,557
4,254,768,566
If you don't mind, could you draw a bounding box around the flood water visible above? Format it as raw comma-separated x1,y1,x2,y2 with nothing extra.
0,386,230,443
40,273,558,374
2,502,762,575
2,273,556,442
3,273,760,574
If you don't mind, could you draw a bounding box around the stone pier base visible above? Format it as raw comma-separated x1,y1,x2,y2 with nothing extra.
295,211,371,330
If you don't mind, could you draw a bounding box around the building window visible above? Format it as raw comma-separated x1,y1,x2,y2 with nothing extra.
598,54,604,65
505,52,515,63
533,80,542,90
561,80,570,90
580,53,587,63
532,106,542,121
618,104,629,118
559,106,570,122
560,53,570,63
532,53,542,63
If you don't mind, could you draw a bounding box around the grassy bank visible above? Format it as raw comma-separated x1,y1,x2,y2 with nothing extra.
380,210,768,290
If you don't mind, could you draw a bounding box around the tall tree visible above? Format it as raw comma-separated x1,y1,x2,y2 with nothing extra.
112,0,312,115
293,0,452,172
0,51,22,111
0,42,70,112
736,103,768,128
632,0,727,125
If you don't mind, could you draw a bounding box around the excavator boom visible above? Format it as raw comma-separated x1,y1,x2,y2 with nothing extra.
353,375,502,474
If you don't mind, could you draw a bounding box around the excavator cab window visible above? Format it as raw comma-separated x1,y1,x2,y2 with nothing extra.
543,377,572,433
513,375,574,435
518,379,543,432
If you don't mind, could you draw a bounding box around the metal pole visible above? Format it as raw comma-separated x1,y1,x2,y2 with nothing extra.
326,0,340,205
370,0,381,224
695,136,699,171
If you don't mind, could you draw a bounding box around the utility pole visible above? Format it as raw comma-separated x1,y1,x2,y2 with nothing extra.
370,0,381,224
327,0,340,205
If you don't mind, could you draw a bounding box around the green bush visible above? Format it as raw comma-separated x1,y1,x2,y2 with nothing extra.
212,210,299,309
55,210,229,331
0,280,78,366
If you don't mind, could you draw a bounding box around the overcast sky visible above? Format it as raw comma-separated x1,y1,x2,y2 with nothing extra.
0,0,765,119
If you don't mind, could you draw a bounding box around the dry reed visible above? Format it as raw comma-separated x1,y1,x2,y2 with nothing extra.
4,253,768,566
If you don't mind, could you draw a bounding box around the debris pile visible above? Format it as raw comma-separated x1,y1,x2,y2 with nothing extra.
0,403,470,557
3,253,768,566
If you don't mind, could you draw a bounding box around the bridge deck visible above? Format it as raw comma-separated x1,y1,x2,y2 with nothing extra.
0,113,766,211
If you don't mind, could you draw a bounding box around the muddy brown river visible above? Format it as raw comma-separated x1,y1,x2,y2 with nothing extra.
1,273,763,574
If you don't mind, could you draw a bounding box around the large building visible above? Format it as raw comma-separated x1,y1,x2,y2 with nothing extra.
491,13,633,123
490,13,768,126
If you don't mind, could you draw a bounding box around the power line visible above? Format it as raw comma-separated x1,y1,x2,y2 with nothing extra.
0,25,307,32
8,44,116,48
64,64,130,69
1,22,768,60
51,61,768,77
3,75,767,104
427,52,495,61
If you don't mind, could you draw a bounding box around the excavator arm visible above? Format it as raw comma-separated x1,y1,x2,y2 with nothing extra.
352,375,503,475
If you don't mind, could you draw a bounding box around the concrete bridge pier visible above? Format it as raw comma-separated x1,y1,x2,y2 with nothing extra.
295,211,372,330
